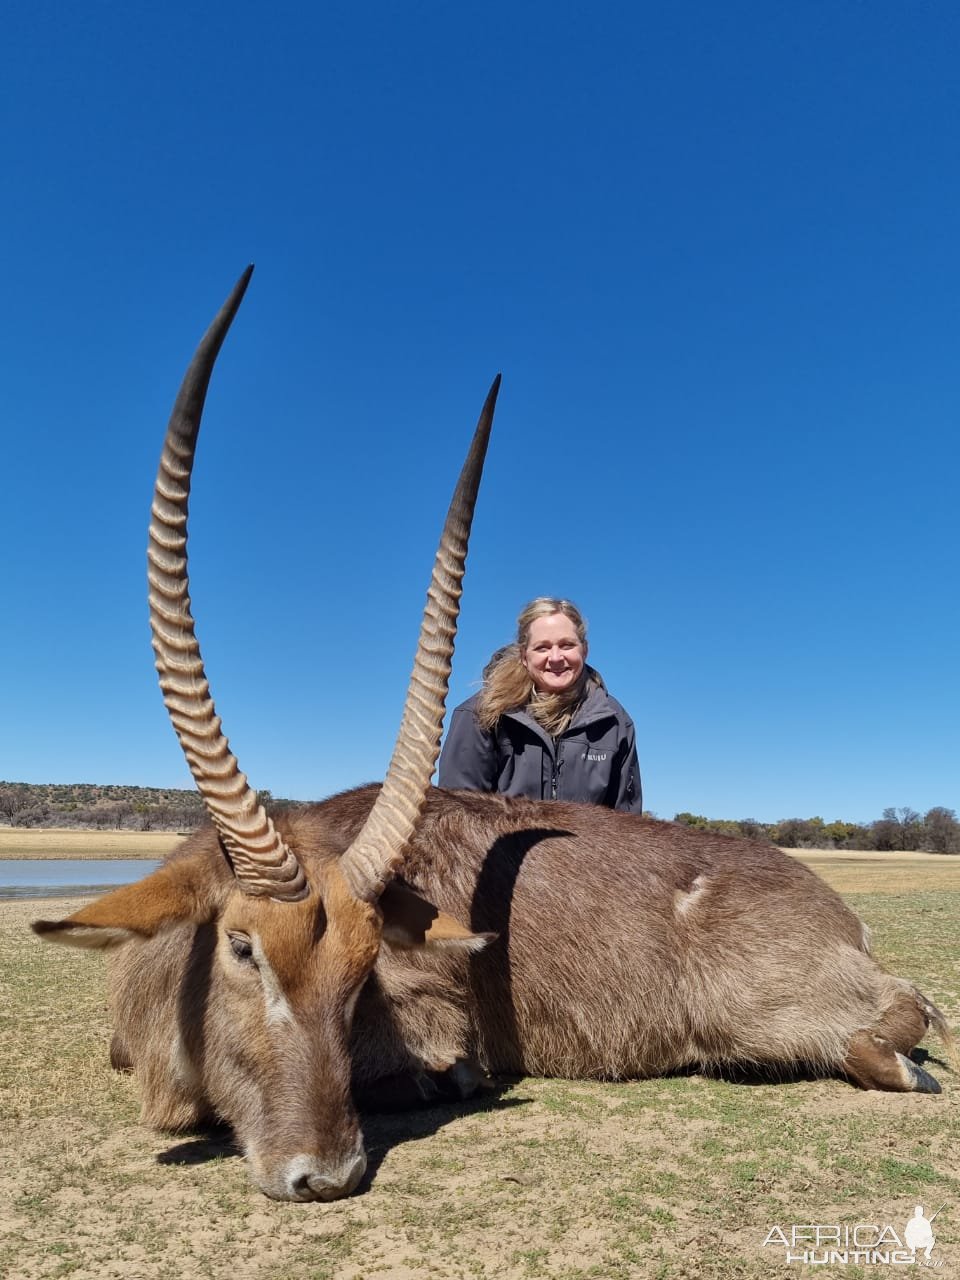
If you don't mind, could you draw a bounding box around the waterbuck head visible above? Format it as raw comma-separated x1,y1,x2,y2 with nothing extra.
33,268,499,1200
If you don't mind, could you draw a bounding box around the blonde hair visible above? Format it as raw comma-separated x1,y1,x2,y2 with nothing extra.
475,598,603,734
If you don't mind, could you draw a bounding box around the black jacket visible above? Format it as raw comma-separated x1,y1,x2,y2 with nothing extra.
438,683,643,812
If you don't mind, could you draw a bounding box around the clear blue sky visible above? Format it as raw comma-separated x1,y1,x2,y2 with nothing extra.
3,2,957,824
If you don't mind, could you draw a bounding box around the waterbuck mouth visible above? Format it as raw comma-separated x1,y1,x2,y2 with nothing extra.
255,1146,368,1202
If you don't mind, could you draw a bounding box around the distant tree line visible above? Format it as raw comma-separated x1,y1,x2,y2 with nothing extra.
3,783,957,852
0,781,208,832
672,806,960,854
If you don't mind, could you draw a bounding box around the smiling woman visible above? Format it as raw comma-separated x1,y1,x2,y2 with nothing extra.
521,610,587,697
438,597,643,812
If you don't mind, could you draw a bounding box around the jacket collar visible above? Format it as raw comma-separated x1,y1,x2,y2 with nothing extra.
502,683,620,746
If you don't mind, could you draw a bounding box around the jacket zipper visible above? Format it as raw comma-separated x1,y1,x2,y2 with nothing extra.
551,737,563,799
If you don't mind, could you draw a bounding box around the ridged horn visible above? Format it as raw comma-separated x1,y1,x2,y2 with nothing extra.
148,266,307,901
339,376,501,903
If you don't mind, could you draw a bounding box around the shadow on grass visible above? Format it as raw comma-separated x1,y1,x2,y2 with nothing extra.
358,1080,526,1189
154,1080,528,1191
156,1125,239,1166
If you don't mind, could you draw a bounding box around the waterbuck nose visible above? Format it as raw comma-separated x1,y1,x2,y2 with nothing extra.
283,1149,367,1201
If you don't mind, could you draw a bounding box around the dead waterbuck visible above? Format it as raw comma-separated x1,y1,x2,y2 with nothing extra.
33,270,951,1201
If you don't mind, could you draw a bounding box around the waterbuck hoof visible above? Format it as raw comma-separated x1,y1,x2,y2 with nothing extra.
440,1057,492,1100
897,1052,942,1094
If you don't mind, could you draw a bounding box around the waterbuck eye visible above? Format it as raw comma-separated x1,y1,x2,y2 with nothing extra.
229,934,254,963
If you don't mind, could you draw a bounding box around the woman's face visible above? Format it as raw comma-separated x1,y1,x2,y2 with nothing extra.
521,613,586,695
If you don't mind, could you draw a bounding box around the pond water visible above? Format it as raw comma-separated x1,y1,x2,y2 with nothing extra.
0,859,161,900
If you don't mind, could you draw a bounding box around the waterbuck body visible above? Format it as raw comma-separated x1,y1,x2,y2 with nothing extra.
97,784,948,1198
32,270,949,1201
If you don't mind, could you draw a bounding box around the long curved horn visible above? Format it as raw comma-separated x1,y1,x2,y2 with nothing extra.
148,266,307,901
339,376,501,903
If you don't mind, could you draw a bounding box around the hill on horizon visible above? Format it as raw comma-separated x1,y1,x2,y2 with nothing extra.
0,780,209,832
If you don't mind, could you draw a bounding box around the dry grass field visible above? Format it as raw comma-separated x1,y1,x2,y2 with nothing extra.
0,829,183,860
784,847,960,894
3,849,959,1279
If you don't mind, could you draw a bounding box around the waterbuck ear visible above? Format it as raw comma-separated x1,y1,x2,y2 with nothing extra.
379,882,495,952
31,859,219,951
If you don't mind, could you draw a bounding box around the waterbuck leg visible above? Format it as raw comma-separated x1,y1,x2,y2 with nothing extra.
354,1057,491,1112
842,1031,941,1094
871,987,934,1054
438,1056,495,1100
110,1031,133,1073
